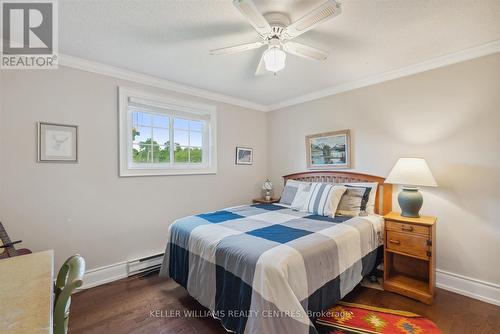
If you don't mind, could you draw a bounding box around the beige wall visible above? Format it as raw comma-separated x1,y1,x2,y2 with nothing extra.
1,53,499,290
267,53,500,285
0,66,267,270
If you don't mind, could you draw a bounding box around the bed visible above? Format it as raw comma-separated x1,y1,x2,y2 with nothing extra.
160,171,392,334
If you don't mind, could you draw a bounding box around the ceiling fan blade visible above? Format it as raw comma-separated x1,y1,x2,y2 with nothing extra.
233,0,272,37
284,42,329,61
209,41,264,55
284,0,341,39
254,53,268,76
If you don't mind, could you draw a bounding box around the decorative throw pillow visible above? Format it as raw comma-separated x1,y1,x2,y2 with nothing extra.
290,183,311,211
279,180,310,206
303,183,347,216
336,185,372,216
340,182,378,214
328,185,348,217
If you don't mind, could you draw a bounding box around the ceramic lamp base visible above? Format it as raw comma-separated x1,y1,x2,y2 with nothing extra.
398,187,423,218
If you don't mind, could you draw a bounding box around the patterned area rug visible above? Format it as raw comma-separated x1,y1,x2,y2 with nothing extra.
316,302,441,334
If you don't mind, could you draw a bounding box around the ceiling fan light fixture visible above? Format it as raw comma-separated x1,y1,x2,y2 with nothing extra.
263,46,286,73
215,0,339,75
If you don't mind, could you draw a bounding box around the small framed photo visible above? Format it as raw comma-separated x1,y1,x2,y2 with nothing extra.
235,147,253,165
37,122,78,163
306,129,351,169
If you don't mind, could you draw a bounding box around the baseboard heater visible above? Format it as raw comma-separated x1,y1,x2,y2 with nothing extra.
127,253,164,276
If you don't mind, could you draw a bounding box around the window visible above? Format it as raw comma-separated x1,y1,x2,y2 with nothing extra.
119,87,217,176
131,111,204,164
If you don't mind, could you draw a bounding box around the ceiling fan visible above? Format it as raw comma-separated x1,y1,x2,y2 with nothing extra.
209,0,342,75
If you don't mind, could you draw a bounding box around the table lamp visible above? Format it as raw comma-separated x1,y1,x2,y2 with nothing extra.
385,158,437,218
262,179,273,201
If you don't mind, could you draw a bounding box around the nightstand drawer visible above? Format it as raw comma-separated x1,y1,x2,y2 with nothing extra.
386,230,430,259
386,220,429,236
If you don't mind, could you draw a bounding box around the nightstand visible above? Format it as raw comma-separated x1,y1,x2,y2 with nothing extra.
252,198,280,204
383,212,437,304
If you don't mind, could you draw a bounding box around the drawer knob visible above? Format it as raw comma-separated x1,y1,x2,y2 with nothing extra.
401,225,414,232
389,239,401,245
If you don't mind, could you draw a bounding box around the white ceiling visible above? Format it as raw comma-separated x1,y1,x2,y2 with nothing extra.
60,0,500,107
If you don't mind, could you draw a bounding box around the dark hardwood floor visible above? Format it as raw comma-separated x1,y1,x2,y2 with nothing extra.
70,272,500,334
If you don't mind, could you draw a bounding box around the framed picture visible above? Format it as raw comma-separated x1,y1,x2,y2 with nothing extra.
235,147,253,165
305,129,351,169
37,122,78,163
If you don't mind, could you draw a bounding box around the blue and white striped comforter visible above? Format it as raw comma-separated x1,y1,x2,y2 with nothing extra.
160,203,383,334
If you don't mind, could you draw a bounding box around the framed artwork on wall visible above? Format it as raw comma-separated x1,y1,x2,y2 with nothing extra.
235,147,253,165
37,122,78,163
305,129,351,169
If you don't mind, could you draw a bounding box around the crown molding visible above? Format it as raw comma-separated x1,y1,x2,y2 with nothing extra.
59,40,500,113
58,54,268,112
266,39,500,111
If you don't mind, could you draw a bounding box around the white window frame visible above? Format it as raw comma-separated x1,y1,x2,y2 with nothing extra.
119,87,217,176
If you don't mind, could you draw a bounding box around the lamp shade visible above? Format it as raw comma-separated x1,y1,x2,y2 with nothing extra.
385,158,437,187
263,46,286,73
263,179,273,190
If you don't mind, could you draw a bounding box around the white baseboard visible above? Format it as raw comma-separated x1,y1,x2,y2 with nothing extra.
78,260,500,306
79,261,128,290
436,269,500,306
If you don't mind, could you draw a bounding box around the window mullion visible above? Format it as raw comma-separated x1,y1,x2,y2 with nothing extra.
149,117,154,163
187,122,191,163
169,116,174,165
203,122,208,165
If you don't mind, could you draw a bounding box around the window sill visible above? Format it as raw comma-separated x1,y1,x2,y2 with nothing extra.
119,167,217,177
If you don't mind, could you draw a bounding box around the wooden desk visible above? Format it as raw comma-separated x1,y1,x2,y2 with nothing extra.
0,250,54,334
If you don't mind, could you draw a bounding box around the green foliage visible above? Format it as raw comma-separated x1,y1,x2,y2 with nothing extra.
190,148,202,163
132,136,202,164
173,143,188,163
132,138,169,163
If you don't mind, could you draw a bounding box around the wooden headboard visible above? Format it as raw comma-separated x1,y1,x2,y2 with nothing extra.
283,171,392,215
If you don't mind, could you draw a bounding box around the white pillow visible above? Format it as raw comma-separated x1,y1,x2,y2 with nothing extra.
290,183,311,211
303,183,347,216
340,182,378,214
329,186,347,217
279,180,310,206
